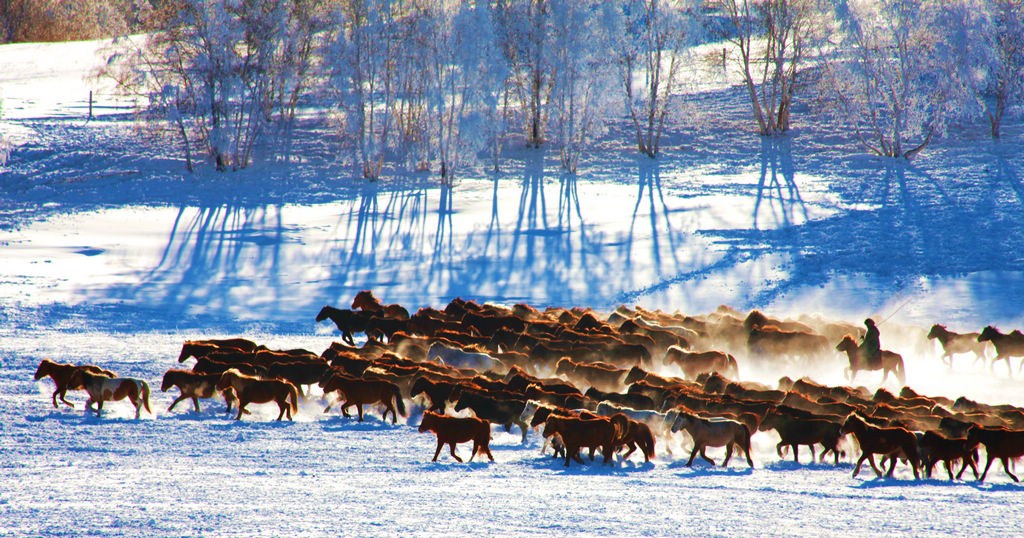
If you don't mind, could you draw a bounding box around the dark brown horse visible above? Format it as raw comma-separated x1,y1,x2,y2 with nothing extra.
840,414,920,479
352,290,410,320
978,326,1024,375
177,338,259,362
217,369,299,421
835,335,905,385
34,359,116,408
315,306,370,345
418,411,494,462
161,369,238,413
541,414,620,466
69,370,152,419
968,425,1024,482
319,373,407,423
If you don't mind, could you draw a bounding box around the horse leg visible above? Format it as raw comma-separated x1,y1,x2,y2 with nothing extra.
686,446,699,467
432,439,443,462
1002,457,1020,482
192,396,202,413
722,444,734,467
979,455,995,482
792,444,800,463
56,388,74,408
852,454,867,478
468,441,478,463
448,442,463,462
776,442,786,459
356,404,364,422
516,419,529,444
167,394,188,411
588,447,597,461
622,442,637,460
700,448,716,466
944,460,954,481
235,401,247,420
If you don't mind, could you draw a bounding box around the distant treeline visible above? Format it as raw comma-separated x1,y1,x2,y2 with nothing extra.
25,1,1024,178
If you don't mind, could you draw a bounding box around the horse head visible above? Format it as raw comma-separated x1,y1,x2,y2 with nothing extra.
624,366,646,385
926,324,946,340
418,411,439,433
352,290,379,310
315,306,331,322
835,334,857,352
33,359,55,380
978,325,998,342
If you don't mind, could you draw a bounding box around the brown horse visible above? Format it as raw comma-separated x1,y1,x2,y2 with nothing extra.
216,369,299,421
161,369,238,413
542,414,620,467
608,413,656,462
69,370,152,419
34,359,116,408
840,414,920,479
670,410,754,468
352,290,410,320
418,411,494,463
319,373,407,423
554,357,629,392
835,335,905,385
926,324,987,368
968,425,1024,482
977,326,1024,375
661,346,738,380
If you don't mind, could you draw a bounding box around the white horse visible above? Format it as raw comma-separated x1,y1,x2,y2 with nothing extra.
426,342,501,372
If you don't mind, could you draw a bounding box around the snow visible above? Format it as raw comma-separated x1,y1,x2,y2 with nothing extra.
3,38,1024,536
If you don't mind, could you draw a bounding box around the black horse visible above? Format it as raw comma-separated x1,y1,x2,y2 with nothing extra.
316,305,370,345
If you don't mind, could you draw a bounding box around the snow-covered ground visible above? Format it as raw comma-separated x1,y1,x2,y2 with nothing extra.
3,39,1024,536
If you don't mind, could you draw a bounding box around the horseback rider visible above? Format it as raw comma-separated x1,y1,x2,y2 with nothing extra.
858,318,882,369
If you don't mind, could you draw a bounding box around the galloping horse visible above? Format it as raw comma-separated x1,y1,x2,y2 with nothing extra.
661,346,738,380
418,411,494,463
217,369,299,421
319,373,407,423
351,290,410,320
835,335,905,385
69,369,152,419
315,306,370,345
840,414,920,479
161,369,238,413
977,326,1024,375
177,338,259,362
926,324,987,368
34,359,116,408
541,414,620,467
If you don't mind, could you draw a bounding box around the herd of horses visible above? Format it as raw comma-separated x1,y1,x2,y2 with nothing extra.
30,290,1024,482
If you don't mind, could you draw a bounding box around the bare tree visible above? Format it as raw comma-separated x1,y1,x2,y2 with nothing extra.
717,0,830,135
614,0,693,158
548,0,616,172
822,0,956,159
980,0,1024,138
332,0,401,180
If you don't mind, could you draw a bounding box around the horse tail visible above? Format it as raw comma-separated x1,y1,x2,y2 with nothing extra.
609,413,629,445
727,354,739,378
288,383,300,414
392,385,407,417
640,423,656,460
140,380,152,414
895,354,906,385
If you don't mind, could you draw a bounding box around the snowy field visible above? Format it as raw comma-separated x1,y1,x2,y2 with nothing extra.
3,39,1024,536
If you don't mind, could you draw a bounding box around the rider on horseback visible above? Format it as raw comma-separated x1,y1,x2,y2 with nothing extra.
858,318,882,369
